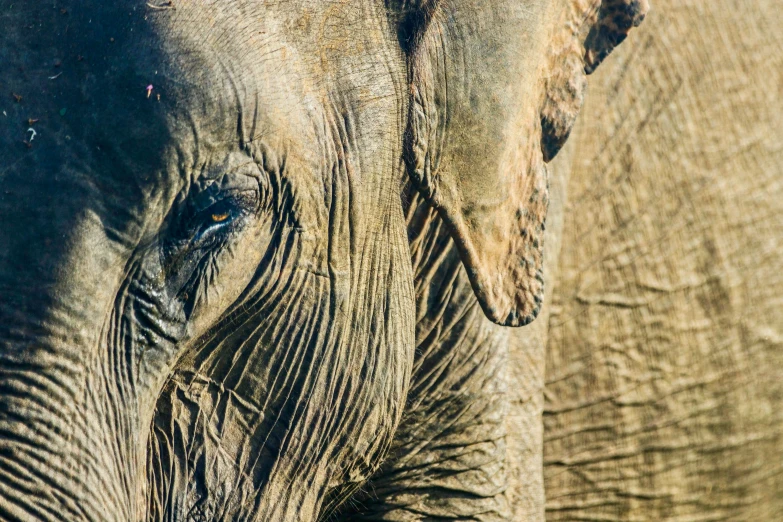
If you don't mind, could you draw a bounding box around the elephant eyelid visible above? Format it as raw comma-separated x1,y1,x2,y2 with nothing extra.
175,188,257,245
195,196,246,231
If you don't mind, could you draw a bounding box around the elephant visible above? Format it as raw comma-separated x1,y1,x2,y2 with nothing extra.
0,0,647,520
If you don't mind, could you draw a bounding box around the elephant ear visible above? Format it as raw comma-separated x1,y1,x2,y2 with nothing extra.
540,0,650,162
396,0,649,327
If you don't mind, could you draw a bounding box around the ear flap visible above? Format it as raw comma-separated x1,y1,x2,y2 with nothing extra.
398,0,648,327
540,0,650,162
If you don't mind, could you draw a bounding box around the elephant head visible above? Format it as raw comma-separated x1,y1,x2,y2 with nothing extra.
1,2,415,519
0,0,646,520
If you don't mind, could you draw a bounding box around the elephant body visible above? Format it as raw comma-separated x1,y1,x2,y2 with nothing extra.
542,1,783,519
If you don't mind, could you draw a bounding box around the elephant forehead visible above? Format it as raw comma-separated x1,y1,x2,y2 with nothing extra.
147,0,402,136
142,0,405,223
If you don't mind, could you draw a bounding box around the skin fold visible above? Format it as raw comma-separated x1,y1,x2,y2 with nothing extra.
0,0,644,520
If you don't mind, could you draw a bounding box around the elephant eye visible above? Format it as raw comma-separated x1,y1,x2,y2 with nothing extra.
187,192,256,243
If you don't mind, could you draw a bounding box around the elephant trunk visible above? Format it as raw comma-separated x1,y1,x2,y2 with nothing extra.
0,177,143,520
0,308,134,521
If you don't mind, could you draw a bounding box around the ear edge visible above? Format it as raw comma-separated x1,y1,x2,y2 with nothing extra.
403,81,549,328
413,184,548,328
541,0,650,162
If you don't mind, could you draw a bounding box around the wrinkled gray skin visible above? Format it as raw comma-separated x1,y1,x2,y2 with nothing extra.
0,0,643,520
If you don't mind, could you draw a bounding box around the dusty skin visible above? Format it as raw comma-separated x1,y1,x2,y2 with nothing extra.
17,0,772,520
